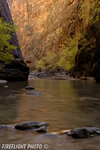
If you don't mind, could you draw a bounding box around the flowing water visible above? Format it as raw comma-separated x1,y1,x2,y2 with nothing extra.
0,78,100,150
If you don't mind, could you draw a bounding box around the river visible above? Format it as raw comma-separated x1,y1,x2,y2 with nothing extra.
0,78,100,150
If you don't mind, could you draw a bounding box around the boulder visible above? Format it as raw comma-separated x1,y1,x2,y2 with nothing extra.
0,0,29,81
15,121,49,133
25,86,35,90
67,127,100,138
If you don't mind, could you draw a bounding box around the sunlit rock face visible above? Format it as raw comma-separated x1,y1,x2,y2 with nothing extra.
7,0,79,70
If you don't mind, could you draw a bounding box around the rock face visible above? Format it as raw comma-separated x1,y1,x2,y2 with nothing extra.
70,20,100,82
92,21,100,82
0,0,29,81
7,0,79,70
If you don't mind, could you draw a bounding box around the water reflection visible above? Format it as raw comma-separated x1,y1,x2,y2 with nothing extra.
0,79,100,131
70,80,100,126
0,79,100,149
0,81,28,124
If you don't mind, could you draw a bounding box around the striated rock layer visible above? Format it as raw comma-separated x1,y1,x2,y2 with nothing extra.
0,0,29,81
7,0,79,70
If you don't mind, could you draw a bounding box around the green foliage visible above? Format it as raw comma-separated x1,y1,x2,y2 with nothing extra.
88,0,100,24
58,35,79,70
79,0,100,27
35,35,79,71
58,0,100,70
0,18,17,68
35,0,100,71
35,51,58,70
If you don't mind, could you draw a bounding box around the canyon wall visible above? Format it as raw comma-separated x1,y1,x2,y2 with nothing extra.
7,0,79,69
7,0,100,82
0,0,29,81
71,20,100,82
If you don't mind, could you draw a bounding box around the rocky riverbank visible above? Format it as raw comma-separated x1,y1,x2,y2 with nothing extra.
29,69,94,81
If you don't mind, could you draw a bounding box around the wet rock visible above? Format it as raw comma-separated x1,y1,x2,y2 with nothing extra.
15,121,49,132
67,127,100,138
25,86,35,90
26,91,40,95
36,125,47,133
96,131,100,135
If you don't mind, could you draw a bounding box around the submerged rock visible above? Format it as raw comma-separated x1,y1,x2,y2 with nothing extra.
15,121,49,133
26,91,40,95
67,127,100,138
25,86,35,90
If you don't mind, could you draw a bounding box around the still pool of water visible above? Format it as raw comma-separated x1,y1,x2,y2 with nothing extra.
0,78,100,149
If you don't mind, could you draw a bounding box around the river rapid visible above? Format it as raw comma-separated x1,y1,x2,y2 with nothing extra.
0,78,100,150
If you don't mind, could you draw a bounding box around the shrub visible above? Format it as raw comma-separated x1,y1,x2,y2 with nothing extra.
0,18,17,68
35,51,58,70
58,35,79,70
